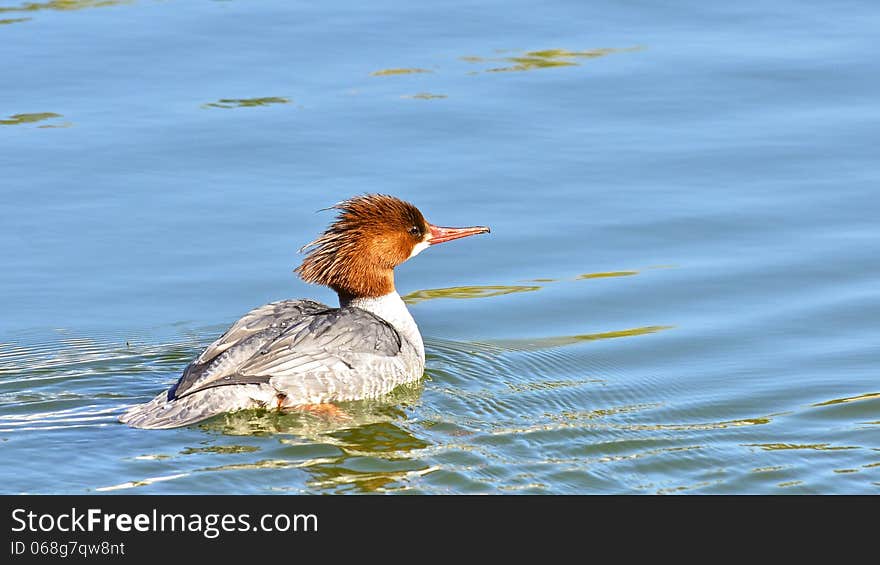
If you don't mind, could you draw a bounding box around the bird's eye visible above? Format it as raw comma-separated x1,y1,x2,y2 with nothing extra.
409,226,421,237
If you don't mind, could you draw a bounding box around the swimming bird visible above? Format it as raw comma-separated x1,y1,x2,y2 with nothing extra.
120,194,490,429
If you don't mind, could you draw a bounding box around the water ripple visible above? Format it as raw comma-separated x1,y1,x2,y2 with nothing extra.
201,97,291,109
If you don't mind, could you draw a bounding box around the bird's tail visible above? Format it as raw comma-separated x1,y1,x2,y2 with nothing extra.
119,387,269,429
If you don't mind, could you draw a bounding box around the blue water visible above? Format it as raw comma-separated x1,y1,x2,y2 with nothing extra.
1,0,878,493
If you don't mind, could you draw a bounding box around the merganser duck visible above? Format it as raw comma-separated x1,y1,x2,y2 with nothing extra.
120,194,490,429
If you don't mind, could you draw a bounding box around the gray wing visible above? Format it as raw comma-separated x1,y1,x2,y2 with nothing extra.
170,299,328,399
170,301,403,401
194,299,327,364
239,306,402,375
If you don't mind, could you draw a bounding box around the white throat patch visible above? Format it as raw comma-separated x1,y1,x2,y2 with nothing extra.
409,239,430,258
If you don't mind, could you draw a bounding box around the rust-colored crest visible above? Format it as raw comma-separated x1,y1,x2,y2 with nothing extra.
296,194,429,299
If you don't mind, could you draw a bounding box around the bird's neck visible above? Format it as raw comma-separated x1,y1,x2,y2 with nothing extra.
339,291,425,361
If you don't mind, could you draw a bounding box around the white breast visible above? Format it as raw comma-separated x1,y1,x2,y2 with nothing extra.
341,291,425,362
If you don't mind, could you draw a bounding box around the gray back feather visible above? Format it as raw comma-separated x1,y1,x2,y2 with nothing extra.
170,299,403,400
